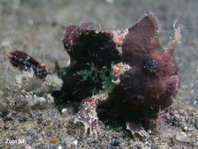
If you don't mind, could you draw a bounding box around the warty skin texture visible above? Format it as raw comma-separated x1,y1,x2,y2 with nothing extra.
9,14,180,137
108,15,180,122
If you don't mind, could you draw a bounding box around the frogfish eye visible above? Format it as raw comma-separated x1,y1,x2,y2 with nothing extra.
142,59,158,75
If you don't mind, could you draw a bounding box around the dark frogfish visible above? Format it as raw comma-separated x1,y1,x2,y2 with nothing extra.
9,15,180,138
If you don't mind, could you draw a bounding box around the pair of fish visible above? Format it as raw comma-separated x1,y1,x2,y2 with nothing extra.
9,15,180,137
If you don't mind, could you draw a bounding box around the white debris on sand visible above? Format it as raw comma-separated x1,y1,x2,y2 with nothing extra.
12,71,63,105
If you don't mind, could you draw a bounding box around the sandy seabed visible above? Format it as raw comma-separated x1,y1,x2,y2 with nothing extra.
0,0,198,148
